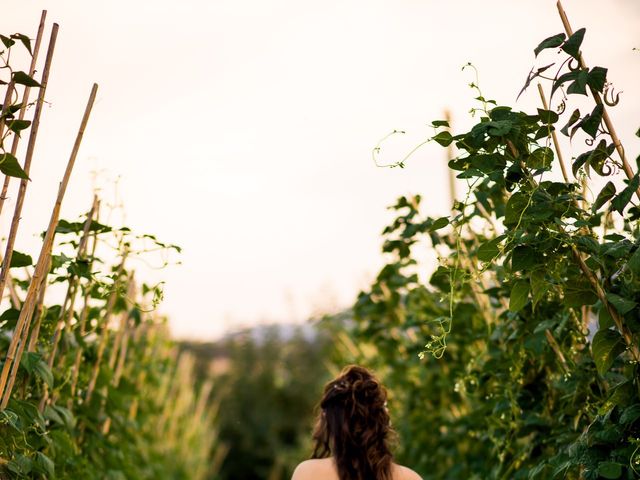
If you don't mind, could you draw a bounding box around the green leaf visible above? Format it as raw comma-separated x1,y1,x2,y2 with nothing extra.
21,352,54,388
0,152,29,179
567,69,588,96
599,305,613,329
428,217,449,231
620,404,640,425
9,250,32,268
430,120,450,128
33,452,55,478
511,246,537,272
433,130,453,147
573,140,614,177
53,405,75,430
7,454,32,475
564,280,597,307
477,237,504,262
0,409,20,430
591,329,625,375
0,34,16,49
597,461,622,479
537,108,559,124
12,71,41,87
509,281,529,312
534,32,565,57
628,247,640,276
530,269,548,309
605,293,636,315
528,147,554,170
11,70,41,88
587,66,607,92
561,27,586,59
11,33,33,55
611,174,639,214
581,104,603,138
7,119,31,134
592,181,616,213
486,120,512,137
44,405,64,425
552,71,579,97
560,108,580,137
504,192,529,228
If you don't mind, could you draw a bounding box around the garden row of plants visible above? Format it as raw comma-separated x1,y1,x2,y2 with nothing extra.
330,3,640,479
0,12,221,479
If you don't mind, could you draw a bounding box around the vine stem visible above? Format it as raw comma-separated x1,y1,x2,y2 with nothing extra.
556,0,640,200
0,82,98,410
536,83,569,183
0,23,58,307
544,329,569,372
0,10,47,217
0,81,15,139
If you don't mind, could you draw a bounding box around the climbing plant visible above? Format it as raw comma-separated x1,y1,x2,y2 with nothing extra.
0,15,221,479
337,10,640,480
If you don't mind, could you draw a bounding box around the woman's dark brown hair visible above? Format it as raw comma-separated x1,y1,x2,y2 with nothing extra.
311,365,395,480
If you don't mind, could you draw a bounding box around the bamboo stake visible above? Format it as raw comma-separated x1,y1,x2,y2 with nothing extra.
46,196,99,368
100,274,136,433
9,268,48,406
68,200,101,403
0,82,99,409
556,0,639,199
0,23,58,303
537,83,570,183
27,264,50,352
101,312,133,434
0,11,47,217
85,251,128,403
444,109,456,205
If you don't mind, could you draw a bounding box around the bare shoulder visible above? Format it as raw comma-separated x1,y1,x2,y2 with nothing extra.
392,463,423,480
291,458,336,480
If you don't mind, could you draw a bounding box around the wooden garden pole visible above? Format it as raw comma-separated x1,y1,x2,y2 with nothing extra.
537,83,570,183
0,82,99,409
444,109,456,206
68,200,100,402
0,23,58,303
26,262,50,352
46,195,99,368
85,251,128,403
0,11,47,217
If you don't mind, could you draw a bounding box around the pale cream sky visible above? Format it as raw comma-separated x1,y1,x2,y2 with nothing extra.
3,1,640,338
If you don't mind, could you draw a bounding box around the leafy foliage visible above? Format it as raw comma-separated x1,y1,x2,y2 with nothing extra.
333,24,640,480
0,27,217,479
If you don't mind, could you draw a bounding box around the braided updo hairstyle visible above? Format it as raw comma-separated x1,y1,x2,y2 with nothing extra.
311,365,395,480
